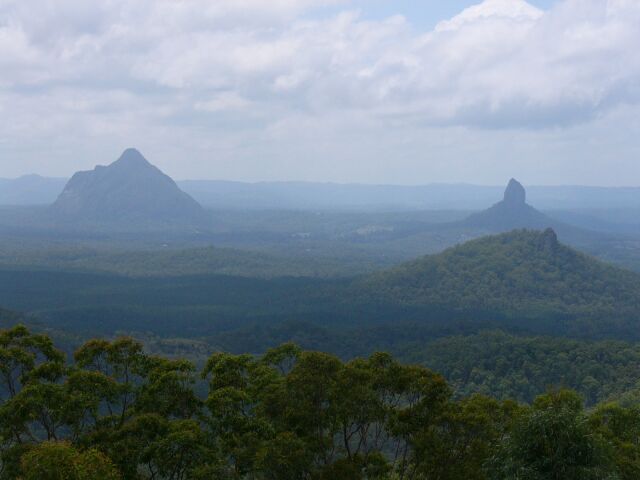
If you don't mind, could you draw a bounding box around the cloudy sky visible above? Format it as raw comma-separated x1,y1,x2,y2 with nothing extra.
1,0,639,185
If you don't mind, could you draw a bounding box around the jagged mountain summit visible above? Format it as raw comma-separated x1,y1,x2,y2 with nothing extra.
503,178,526,204
51,148,206,224
464,178,553,231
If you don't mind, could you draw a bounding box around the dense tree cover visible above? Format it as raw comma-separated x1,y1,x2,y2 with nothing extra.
488,390,621,480
187,326,640,406
412,331,640,405
0,243,387,279
19,442,120,480
198,327,640,407
359,229,640,316
3,230,640,342
9,305,640,409
12,312,640,408
2,325,640,479
0,269,346,337
354,229,640,338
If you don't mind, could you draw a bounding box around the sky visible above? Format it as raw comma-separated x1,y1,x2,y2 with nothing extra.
1,0,640,186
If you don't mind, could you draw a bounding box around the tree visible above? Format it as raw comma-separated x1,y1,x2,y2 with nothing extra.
488,390,616,480
590,403,640,480
0,325,66,478
19,441,120,480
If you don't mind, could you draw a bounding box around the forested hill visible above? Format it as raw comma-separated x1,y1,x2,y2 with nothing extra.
355,229,640,333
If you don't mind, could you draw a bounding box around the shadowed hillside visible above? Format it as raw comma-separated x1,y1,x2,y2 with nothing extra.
355,229,640,334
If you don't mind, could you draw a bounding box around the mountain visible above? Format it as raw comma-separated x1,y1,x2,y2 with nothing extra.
0,175,67,205
355,229,640,336
458,179,616,256
463,179,555,230
4,171,640,211
51,148,206,224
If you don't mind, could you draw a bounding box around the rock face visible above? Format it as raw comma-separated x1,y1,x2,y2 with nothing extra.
52,148,206,224
464,178,553,231
503,178,526,205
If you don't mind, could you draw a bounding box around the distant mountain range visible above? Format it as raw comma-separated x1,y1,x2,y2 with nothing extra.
3,170,640,211
51,148,206,224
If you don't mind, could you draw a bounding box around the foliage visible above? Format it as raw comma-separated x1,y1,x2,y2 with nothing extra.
357,229,640,337
488,390,617,480
0,243,385,279
20,441,120,480
412,330,640,405
3,230,640,344
2,325,640,479
590,403,640,480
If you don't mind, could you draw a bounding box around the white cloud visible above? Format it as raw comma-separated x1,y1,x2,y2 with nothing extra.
435,0,543,32
195,92,252,112
3,0,638,125
1,0,640,182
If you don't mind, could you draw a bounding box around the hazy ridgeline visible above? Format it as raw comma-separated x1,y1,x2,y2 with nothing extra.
6,173,640,211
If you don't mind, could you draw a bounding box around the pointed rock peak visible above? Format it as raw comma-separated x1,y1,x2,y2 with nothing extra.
503,178,526,205
113,148,151,168
52,148,205,223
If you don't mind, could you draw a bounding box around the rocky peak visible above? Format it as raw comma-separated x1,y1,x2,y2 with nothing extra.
111,148,152,170
463,177,554,231
503,178,526,205
51,148,206,224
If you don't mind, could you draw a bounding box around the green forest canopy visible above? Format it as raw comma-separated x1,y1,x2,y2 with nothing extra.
3,230,640,341
358,229,640,315
1,325,640,480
